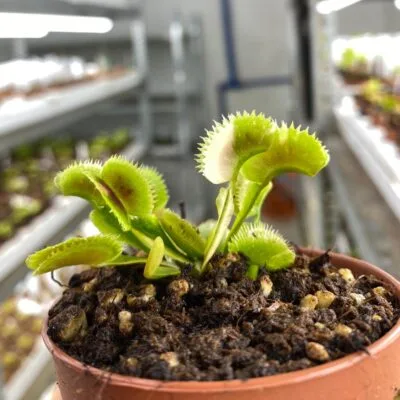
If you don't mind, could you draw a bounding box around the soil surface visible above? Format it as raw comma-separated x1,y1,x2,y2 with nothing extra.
48,251,400,381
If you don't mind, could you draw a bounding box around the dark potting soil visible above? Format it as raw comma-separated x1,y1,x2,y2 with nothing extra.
48,251,400,381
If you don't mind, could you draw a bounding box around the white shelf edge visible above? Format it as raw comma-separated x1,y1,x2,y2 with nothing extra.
0,140,148,299
4,340,52,400
334,100,400,224
327,149,381,267
0,197,90,285
333,74,362,99
0,71,144,152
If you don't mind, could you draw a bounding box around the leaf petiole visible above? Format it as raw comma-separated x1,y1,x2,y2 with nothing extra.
246,264,259,280
201,187,234,272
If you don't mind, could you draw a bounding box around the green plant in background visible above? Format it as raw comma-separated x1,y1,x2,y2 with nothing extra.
362,79,383,104
26,112,329,280
88,135,111,159
0,220,13,241
88,128,130,159
110,128,130,152
51,139,75,162
11,196,42,224
379,94,398,113
12,144,36,162
3,176,29,194
340,48,368,72
340,48,357,70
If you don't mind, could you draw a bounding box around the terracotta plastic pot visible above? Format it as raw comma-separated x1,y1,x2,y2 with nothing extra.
43,249,400,400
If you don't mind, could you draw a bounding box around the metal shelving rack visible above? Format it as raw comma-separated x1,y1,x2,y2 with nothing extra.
0,141,146,303
148,14,205,157
327,80,400,275
333,96,400,223
0,3,150,399
1,145,147,400
298,1,399,274
0,5,149,292
0,72,144,154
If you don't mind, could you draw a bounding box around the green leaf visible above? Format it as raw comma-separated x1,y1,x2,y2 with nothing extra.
158,209,205,259
139,166,169,210
54,161,104,207
250,183,273,221
198,219,217,241
201,187,234,271
242,123,330,184
216,187,228,216
131,214,163,239
232,111,276,158
144,237,180,279
234,174,272,218
246,264,260,280
109,255,147,266
196,112,275,185
225,179,272,244
198,219,227,252
55,160,132,230
131,215,190,263
101,156,153,217
196,119,236,184
90,209,146,250
26,235,123,275
229,222,295,271
89,178,131,231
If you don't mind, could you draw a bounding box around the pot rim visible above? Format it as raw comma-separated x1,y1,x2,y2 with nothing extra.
43,248,400,394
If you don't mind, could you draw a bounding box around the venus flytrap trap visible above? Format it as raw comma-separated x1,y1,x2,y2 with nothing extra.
228,222,296,280
26,111,329,282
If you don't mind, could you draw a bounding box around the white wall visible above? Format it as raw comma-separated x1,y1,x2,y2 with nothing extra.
2,0,400,122
336,1,400,35
143,0,294,121
0,0,295,121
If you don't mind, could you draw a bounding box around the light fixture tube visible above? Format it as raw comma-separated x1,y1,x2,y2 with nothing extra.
316,0,363,14
0,13,113,35
0,27,49,39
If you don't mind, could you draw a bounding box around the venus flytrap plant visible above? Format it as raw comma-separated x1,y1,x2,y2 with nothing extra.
27,153,202,279
26,111,329,283
197,114,329,271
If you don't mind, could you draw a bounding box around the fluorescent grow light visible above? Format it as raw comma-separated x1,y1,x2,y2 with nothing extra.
0,13,113,35
66,0,131,8
0,27,49,39
395,0,400,10
316,0,363,14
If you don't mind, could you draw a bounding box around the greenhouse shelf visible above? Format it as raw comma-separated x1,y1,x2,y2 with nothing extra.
327,152,381,268
4,340,53,400
332,74,362,100
0,141,147,303
0,71,144,153
333,97,400,224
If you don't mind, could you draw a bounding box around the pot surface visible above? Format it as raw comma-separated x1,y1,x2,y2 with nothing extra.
43,249,400,400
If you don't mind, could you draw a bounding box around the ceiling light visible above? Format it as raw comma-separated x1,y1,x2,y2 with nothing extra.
316,0,363,14
0,13,113,35
66,0,130,8
0,27,49,39
395,0,400,10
